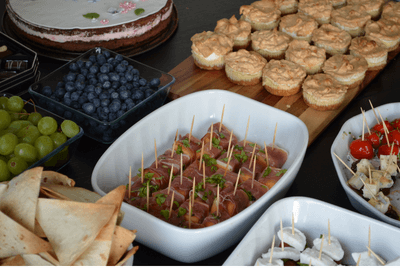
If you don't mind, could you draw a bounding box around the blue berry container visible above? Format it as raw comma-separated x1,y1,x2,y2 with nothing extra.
28,47,175,144
1,93,84,175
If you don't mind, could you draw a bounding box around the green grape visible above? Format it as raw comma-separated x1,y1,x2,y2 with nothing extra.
28,112,43,126
7,96,24,112
0,159,10,181
14,143,38,163
0,97,8,110
38,117,58,136
61,120,80,138
7,120,33,134
50,132,67,148
17,125,41,145
0,110,11,130
7,156,28,175
34,135,54,159
0,133,18,156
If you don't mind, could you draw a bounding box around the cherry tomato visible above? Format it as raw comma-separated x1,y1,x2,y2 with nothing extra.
392,118,400,130
377,143,399,158
389,129,400,146
349,139,374,159
364,131,380,149
372,120,393,134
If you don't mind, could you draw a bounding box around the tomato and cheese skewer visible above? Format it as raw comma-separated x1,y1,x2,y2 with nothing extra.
277,227,307,252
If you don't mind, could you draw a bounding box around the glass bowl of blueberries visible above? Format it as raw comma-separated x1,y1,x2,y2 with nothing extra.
28,47,175,144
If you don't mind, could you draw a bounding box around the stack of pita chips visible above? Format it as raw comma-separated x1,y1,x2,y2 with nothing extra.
0,167,138,266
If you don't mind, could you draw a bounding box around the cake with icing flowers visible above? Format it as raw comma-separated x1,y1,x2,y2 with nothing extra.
6,0,174,52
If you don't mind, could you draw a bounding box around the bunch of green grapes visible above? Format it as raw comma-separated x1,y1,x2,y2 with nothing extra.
0,96,80,181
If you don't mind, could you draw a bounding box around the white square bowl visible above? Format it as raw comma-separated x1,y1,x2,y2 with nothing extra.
91,89,308,263
224,196,400,266
331,102,400,228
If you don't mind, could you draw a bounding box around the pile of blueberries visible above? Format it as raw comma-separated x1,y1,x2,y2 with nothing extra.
38,50,162,142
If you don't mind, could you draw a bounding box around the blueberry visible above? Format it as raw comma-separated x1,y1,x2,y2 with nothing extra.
127,65,134,71
102,106,110,114
110,91,119,100
57,81,65,88
100,64,110,74
121,60,129,66
132,68,139,75
149,78,161,88
77,60,84,68
75,81,86,91
108,88,115,94
124,72,133,82
115,64,126,73
107,57,115,64
89,55,97,63
89,78,98,85
99,73,109,83
55,88,66,98
97,55,106,65
63,98,72,106
85,61,93,69
139,78,147,86
99,92,110,100
120,90,130,100
92,98,101,108
89,65,99,74
125,98,134,105
118,85,127,92
71,91,81,101
87,73,96,79
132,82,140,88
109,100,121,113
94,86,102,95
82,103,95,114
109,73,120,82
64,92,71,99
126,83,133,90
42,86,52,97
145,88,155,98
132,90,144,101
103,81,112,89
78,96,87,105
64,110,73,119
133,75,139,82
115,54,124,62
69,62,79,72
80,68,89,77
108,113,117,122
103,51,111,58
111,81,120,90
65,82,75,92
65,72,76,82
127,102,136,110
120,77,128,85
111,60,119,67
86,85,95,92
121,103,127,111
117,110,125,118
87,92,97,101
101,99,110,107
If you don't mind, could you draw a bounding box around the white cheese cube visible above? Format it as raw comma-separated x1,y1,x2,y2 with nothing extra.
357,159,375,175
371,170,394,189
380,155,398,176
348,172,368,190
362,178,380,199
277,227,306,251
313,236,344,261
368,192,391,214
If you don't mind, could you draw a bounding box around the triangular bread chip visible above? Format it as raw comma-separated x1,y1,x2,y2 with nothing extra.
115,245,139,266
0,211,52,258
72,185,126,266
0,255,25,266
0,167,42,232
33,218,46,238
107,227,137,266
21,254,54,266
38,252,60,266
35,198,115,266
41,171,75,186
40,185,101,203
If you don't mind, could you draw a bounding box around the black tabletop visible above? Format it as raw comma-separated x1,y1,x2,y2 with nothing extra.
1,0,400,265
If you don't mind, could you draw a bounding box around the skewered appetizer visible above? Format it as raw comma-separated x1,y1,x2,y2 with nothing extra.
123,114,289,229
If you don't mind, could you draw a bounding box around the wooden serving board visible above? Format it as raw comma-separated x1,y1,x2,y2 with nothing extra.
168,46,400,147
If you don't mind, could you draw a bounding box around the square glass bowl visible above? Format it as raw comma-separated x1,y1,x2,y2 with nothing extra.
331,102,400,228
1,93,83,178
91,90,309,263
223,197,400,266
28,47,175,144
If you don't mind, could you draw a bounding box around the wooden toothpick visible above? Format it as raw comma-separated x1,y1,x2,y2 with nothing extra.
319,234,325,260
169,191,175,219
356,254,361,266
269,235,276,264
128,166,132,199
244,116,250,147
366,246,385,265
249,143,257,169
333,152,356,175
280,218,284,252
171,141,176,157
199,141,204,170
361,108,371,135
377,109,390,145
219,104,225,132
264,141,269,167
168,165,174,195
233,168,241,196
251,156,256,189
189,115,195,142
227,130,233,157
210,123,214,150
141,152,144,183
224,145,234,176
203,161,206,189
369,100,380,124
174,129,179,142
272,123,278,151
180,153,183,184
216,184,220,216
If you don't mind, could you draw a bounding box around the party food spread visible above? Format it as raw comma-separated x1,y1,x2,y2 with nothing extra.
5,0,174,52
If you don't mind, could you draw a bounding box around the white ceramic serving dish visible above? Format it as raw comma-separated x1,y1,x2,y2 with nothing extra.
224,196,400,266
91,90,308,263
331,102,400,228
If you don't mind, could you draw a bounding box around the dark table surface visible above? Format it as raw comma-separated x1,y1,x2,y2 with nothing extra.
1,0,400,265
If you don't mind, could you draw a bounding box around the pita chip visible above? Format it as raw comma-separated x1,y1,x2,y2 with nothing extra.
38,252,60,266
41,171,75,186
72,185,126,266
36,198,115,266
21,254,54,266
0,167,42,232
115,245,139,266
0,255,25,266
0,211,52,258
40,185,101,203
33,218,46,238
107,227,137,266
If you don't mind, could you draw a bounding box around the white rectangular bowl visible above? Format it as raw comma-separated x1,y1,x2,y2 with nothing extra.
91,90,308,263
331,102,400,228
224,196,400,266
